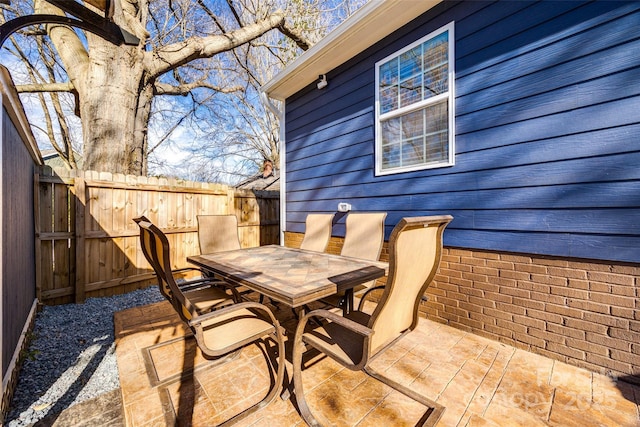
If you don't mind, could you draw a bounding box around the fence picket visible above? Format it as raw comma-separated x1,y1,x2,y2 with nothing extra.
35,167,279,304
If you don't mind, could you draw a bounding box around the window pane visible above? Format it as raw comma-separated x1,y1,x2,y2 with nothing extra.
402,137,424,166
399,75,422,108
424,100,449,164
381,117,401,145
424,100,448,135
401,110,423,139
379,58,398,113
382,142,401,169
425,132,448,163
380,86,398,114
423,32,448,99
379,58,398,87
399,46,421,81
424,63,448,98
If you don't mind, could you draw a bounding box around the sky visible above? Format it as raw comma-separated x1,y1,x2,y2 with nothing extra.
0,0,369,184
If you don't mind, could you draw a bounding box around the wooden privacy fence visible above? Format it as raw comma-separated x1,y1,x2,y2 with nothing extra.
35,167,279,305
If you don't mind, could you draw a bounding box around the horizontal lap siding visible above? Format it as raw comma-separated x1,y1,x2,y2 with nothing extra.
284,0,640,263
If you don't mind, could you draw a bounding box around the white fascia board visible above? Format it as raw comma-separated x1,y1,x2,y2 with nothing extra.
262,0,442,101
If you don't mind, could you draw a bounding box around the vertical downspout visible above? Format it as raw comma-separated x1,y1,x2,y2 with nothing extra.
260,91,286,246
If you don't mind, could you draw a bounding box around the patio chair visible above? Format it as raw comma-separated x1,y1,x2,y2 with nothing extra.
291,215,452,427
197,214,263,302
320,212,387,314
134,216,240,313
136,218,286,426
299,213,335,252
197,214,242,254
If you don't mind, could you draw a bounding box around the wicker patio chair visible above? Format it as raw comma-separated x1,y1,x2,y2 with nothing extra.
136,218,286,426
292,215,452,427
320,212,387,314
299,213,335,252
134,216,240,313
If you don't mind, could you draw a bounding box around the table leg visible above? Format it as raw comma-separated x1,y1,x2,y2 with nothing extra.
343,289,355,315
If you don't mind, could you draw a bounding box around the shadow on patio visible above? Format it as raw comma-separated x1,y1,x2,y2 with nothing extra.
113,297,640,427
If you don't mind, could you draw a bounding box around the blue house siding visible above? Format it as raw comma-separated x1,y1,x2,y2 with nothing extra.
284,0,640,263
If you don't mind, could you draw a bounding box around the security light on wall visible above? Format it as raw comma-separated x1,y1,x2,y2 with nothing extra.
317,74,328,90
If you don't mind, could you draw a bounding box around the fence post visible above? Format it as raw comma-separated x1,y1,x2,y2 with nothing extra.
33,169,41,302
74,176,87,303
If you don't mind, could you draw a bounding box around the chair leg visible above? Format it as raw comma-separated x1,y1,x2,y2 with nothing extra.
363,366,445,427
218,326,287,427
292,327,323,426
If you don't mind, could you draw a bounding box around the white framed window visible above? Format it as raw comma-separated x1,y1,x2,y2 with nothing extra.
375,22,455,175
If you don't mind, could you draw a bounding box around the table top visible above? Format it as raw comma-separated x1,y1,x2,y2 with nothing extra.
187,245,388,308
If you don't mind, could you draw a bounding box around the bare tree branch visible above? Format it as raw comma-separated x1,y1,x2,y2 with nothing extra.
16,82,75,92
147,107,194,155
7,28,78,169
196,0,226,32
144,10,285,78
225,0,243,27
154,81,242,95
277,22,310,51
36,0,90,93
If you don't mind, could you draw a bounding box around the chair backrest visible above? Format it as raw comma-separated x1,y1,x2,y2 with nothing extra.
197,214,241,254
368,215,452,354
340,212,387,261
299,213,334,252
134,216,174,302
134,217,196,323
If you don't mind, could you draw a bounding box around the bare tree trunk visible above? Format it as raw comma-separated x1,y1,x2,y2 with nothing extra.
79,37,145,174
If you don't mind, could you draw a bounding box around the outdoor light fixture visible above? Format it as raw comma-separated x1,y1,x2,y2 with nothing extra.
337,202,351,212
317,74,328,90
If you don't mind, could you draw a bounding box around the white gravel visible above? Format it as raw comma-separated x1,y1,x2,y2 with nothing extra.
5,287,163,426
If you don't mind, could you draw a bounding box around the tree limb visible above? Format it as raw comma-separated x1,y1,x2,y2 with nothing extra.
147,106,194,155
16,82,75,93
144,10,286,78
196,0,225,32
225,0,243,27
154,81,242,95
277,21,311,51
36,0,90,93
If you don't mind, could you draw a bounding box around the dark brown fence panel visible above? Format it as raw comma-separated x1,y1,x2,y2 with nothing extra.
1,66,42,421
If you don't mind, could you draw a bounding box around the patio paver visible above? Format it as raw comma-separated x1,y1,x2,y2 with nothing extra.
114,300,640,426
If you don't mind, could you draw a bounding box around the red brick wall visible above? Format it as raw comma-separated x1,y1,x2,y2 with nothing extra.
285,231,640,381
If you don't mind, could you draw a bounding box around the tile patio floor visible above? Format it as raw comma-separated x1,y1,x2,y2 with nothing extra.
114,299,640,426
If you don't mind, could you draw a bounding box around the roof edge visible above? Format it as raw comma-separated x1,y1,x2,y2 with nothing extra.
262,0,442,101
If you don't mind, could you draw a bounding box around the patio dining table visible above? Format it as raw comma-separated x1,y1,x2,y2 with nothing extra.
187,245,388,312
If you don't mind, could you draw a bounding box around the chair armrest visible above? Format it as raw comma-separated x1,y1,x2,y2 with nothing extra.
178,276,241,302
188,301,279,328
300,309,374,338
178,277,211,288
172,267,202,275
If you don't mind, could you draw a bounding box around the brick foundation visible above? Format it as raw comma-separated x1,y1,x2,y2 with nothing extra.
284,231,640,382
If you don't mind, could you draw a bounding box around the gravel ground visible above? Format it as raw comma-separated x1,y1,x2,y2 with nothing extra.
5,287,163,427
